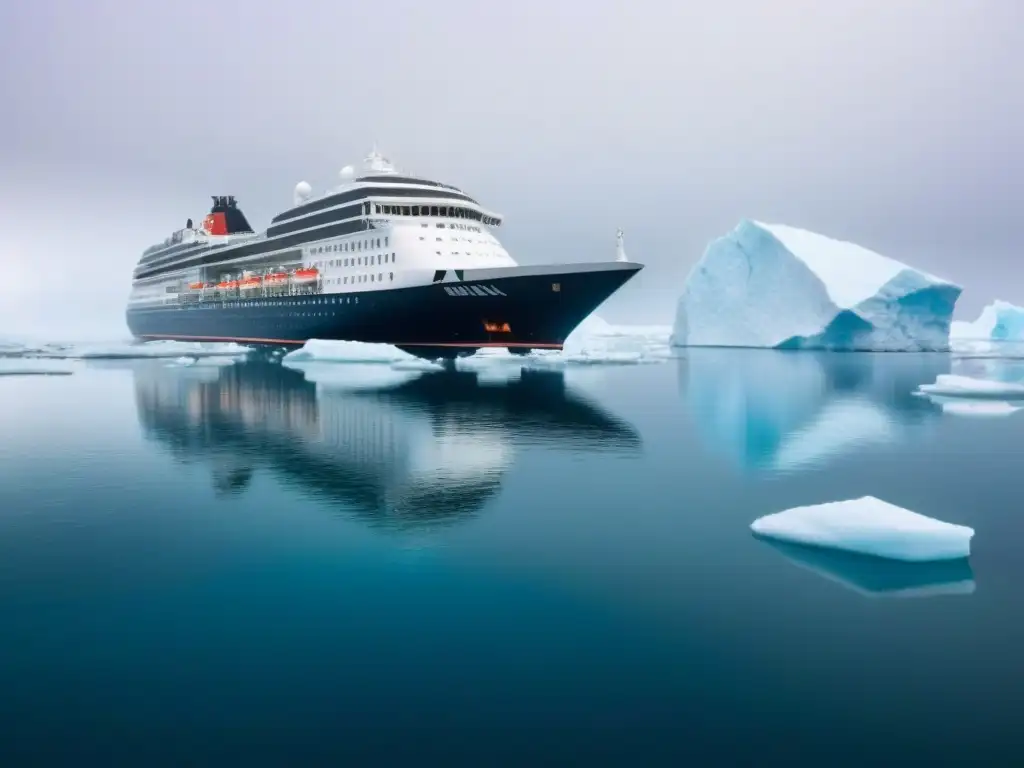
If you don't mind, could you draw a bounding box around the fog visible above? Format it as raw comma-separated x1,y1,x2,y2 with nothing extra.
2,0,1021,338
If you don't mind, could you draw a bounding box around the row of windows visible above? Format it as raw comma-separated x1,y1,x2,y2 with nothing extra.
325,272,394,285
273,185,478,226
317,253,395,270
178,295,362,309
374,202,500,226
312,236,388,256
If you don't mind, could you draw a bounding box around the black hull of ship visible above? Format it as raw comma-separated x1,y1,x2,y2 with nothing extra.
126,265,640,359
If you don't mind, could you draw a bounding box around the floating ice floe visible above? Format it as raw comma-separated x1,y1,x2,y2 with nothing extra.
279,314,673,386
915,374,1024,399
0,356,75,376
24,339,253,360
925,397,1023,418
750,496,974,562
282,339,417,365
672,220,961,351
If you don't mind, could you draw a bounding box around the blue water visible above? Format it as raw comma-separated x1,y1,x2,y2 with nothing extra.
1,349,1023,765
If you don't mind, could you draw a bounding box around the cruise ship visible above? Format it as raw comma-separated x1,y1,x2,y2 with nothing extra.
126,149,643,359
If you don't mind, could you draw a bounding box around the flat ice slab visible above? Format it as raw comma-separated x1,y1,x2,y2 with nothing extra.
917,374,1024,399
751,496,973,562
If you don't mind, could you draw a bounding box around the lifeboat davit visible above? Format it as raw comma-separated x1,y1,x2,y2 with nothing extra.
292,267,319,284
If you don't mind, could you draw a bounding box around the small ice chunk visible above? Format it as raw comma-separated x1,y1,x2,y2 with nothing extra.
0,368,73,377
37,340,252,360
750,496,973,562
0,358,74,376
924,395,1023,417
916,374,1024,399
282,339,415,364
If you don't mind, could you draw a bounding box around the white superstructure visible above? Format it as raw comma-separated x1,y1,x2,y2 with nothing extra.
127,149,518,309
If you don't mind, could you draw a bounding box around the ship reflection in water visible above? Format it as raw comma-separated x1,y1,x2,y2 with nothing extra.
130,359,641,531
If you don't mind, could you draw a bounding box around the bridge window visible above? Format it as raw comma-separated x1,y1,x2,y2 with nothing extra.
384,236,389,247
402,206,410,215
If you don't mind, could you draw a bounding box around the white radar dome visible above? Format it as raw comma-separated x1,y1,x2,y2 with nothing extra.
293,181,312,205
339,165,355,182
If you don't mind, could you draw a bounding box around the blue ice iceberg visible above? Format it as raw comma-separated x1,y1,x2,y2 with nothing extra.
672,220,962,351
751,496,974,562
950,300,1024,341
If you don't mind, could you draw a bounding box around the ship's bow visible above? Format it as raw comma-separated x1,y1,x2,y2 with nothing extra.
395,261,643,359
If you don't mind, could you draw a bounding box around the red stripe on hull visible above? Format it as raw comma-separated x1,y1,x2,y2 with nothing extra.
137,333,563,349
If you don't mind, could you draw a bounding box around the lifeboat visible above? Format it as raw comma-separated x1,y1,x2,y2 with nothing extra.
216,280,239,291
239,276,262,291
264,272,289,286
188,282,205,291
292,267,320,284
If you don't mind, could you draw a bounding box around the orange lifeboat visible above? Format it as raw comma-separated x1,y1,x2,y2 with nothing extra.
292,267,319,284
188,282,204,291
239,276,262,291
216,280,239,290
264,272,289,286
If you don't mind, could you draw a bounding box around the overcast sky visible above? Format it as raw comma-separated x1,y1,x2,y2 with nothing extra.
1,0,1021,338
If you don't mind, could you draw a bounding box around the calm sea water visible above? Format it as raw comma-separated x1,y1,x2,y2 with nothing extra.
1,346,1023,765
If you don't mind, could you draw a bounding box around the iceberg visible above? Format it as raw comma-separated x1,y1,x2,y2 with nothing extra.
672,220,962,351
951,300,1024,341
750,497,974,562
